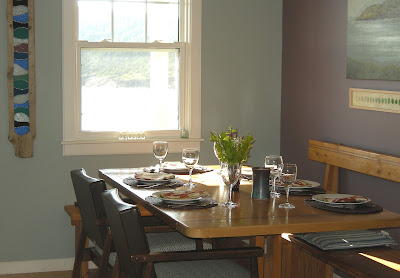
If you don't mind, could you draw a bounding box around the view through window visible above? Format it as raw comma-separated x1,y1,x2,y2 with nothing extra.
78,0,182,133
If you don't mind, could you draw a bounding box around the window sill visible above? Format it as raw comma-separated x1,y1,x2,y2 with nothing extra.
62,138,204,156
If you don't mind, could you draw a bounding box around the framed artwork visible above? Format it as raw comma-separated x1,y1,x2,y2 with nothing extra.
347,0,400,80
8,0,35,158
349,88,400,114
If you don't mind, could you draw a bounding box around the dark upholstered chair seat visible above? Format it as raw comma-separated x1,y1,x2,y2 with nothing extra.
154,259,251,278
148,232,212,252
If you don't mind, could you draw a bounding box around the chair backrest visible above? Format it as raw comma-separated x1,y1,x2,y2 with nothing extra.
71,168,108,248
102,188,152,278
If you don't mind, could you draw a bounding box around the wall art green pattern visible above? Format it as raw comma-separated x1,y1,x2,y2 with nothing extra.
350,88,400,114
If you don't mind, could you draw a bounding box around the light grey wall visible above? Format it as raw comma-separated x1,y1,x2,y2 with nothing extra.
0,0,282,262
201,0,282,166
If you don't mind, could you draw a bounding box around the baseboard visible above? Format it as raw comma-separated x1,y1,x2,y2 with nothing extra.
0,258,94,275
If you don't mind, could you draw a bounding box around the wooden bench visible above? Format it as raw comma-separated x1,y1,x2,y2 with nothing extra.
282,139,400,278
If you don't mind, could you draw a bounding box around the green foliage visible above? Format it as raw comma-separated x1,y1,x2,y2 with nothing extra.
347,58,400,81
210,127,255,164
81,49,178,89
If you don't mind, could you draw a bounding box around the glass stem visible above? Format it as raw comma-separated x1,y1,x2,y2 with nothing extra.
272,176,277,192
228,185,233,203
189,168,193,184
159,159,163,171
285,186,290,204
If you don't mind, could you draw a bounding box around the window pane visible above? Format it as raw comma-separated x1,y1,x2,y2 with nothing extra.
148,0,179,3
114,2,145,42
147,3,179,42
78,1,112,42
80,48,180,132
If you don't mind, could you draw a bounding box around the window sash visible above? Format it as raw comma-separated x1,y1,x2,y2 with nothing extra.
75,41,186,140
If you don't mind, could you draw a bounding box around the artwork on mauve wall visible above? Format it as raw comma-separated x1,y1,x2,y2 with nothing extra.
350,88,400,114
347,0,400,80
7,0,36,158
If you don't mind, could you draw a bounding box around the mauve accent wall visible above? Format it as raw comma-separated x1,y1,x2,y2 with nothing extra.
281,0,400,243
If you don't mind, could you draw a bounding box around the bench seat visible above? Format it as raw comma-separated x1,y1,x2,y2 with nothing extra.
282,140,400,278
287,235,400,278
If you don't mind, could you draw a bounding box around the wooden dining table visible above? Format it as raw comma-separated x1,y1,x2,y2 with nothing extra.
99,166,400,278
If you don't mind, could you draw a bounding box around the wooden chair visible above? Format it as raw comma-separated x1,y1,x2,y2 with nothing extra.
101,188,264,278
71,169,208,278
71,169,117,278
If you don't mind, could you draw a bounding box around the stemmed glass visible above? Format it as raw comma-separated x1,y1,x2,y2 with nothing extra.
265,155,284,198
213,142,222,174
182,148,199,188
279,163,297,209
153,141,168,172
220,162,242,208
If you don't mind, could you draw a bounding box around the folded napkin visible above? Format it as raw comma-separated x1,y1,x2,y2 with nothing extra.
296,230,397,250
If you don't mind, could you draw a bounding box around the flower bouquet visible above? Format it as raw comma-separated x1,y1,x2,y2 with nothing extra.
210,127,255,164
210,127,255,192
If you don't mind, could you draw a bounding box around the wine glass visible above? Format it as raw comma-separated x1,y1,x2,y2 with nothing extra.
220,162,242,208
265,155,284,198
182,148,199,188
213,142,222,174
153,141,168,172
279,163,297,209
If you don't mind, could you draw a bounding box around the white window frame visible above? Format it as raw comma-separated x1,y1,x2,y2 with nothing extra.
62,0,202,156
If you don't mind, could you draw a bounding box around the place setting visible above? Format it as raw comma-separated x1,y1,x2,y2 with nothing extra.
304,193,383,213
145,190,218,209
143,141,213,175
275,179,326,196
122,172,184,189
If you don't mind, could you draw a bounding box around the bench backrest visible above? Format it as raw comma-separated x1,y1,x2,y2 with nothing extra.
308,139,400,193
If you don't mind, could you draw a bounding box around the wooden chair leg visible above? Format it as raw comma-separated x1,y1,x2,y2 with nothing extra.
73,228,88,278
98,228,113,278
250,256,259,278
142,262,154,278
111,256,120,278
195,239,203,250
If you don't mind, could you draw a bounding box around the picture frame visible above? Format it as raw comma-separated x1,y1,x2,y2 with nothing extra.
349,88,400,114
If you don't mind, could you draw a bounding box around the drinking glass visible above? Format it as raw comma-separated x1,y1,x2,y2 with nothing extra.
182,148,199,188
220,162,242,208
279,163,297,209
265,155,284,198
153,141,168,172
213,142,222,174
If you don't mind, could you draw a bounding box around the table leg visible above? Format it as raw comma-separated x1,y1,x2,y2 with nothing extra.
263,235,282,278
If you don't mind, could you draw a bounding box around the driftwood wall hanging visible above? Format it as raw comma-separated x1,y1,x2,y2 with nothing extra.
7,0,35,158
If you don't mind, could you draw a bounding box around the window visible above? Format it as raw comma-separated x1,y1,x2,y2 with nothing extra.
62,0,202,155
